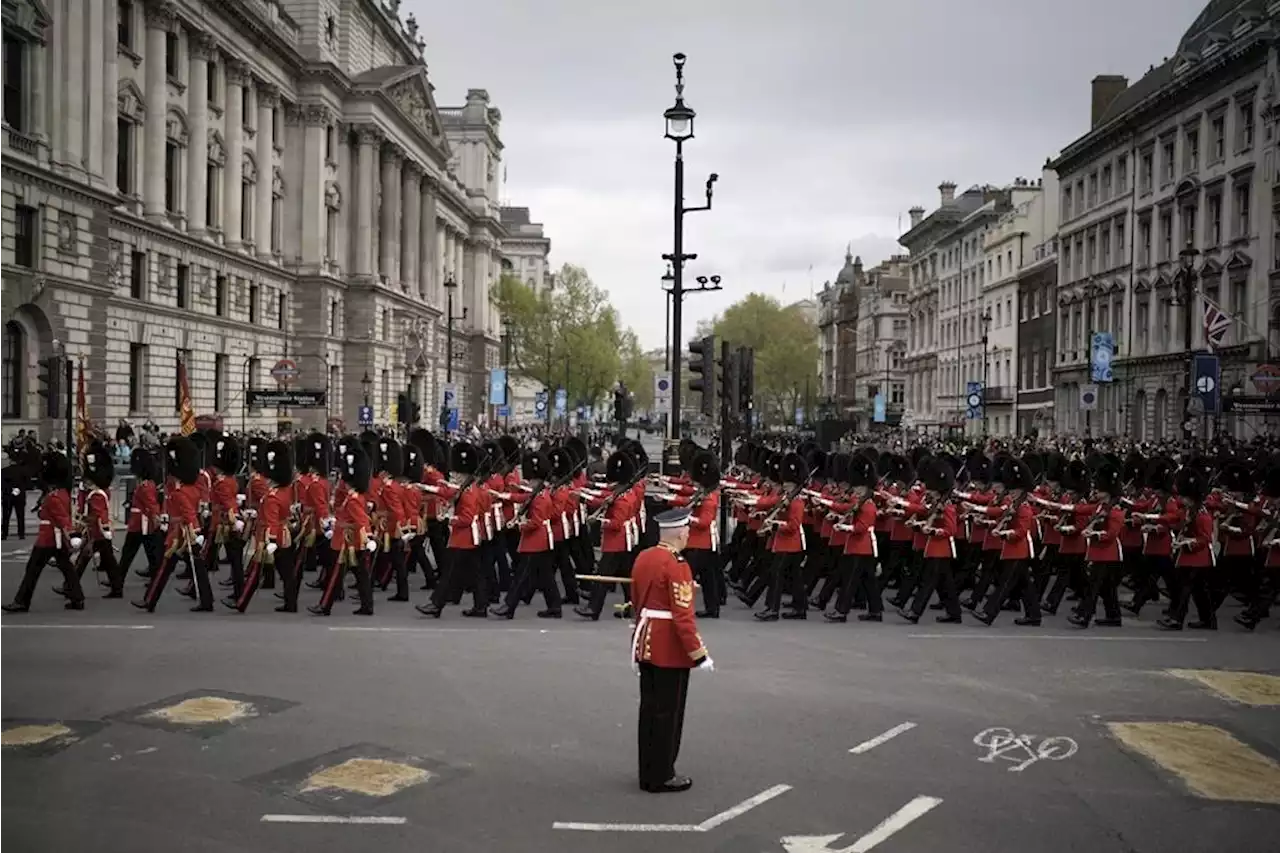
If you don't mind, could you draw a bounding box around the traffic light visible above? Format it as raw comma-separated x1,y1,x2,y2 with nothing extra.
38,356,61,418
409,399,421,424
688,335,716,416
738,346,755,417
722,342,741,416
396,392,409,425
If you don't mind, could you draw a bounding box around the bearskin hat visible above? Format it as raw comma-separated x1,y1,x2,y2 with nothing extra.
521,449,552,481
409,428,437,467
690,450,721,491
265,440,293,487
829,453,851,486
293,436,311,475
165,436,201,486
733,441,752,467
209,432,240,476
246,438,265,472
846,453,877,488
1123,450,1147,487
1001,455,1036,492
340,442,372,494
678,438,701,471
1174,464,1208,501
1044,451,1066,483
130,446,161,483
497,434,520,466
1146,456,1176,493
549,446,576,480
805,448,828,481
376,437,403,479
1093,459,1122,496
41,450,73,491
189,430,209,468
920,455,956,495
82,441,114,489
434,439,450,474
881,453,914,486
482,440,504,475
307,433,331,477
450,441,480,476
606,449,636,483
1219,460,1254,494
403,443,424,483
965,451,991,484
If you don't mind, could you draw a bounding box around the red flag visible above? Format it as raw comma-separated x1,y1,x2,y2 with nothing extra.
75,359,91,455
178,357,196,435
1203,299,1231,350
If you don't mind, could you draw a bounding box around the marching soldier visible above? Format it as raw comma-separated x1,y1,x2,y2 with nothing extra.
1071,459,1125,629
970,456,1040,627
3,451,85,612
207,434,246,599
296,433,332,582
235,441,297,613
901,455,962,624
417,441,489,618
491,449,561,619
311,441,376,616
68,441,124,598
631,505,712,794
133,436,211,613
121,448,163,580
371,437,410,601
829,452,878,622
576,449,640,620
1159,464,1218,631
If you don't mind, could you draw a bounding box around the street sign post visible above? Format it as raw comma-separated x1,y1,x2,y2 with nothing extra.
358,405,374,427
247,389,327,407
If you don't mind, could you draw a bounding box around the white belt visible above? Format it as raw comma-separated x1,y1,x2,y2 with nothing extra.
631,608,673,673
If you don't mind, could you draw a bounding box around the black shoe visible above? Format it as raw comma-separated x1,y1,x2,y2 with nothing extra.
754,610,779,622
221,597,240,611
695,610,719,618
388,594,409,602
1094,618,1122,627
574,606,599,621
1188,619,1217,630
416,604,442,618
307,605,330,616
353,606,374,616
641,775,693,793
2,602,28,613
936,614,962,624
823,611,847,623
65,600,85,610
103,591,123,599
189,604,213,612
857,612,883,622
305,580,324,590
463,607,489,618
1068,614,1089,628
897,607,919,624
1014,617,1041,627
536,609,562,619
929,601,945,611
274,604,296,613
1234,613,1259,630
130,599,153,611
273,591,285,600
781,609,807,620
51,585,69,598
1156,617,1183,631
973,611,995,626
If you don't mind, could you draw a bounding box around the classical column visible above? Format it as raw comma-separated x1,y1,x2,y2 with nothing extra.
300,104,329,267
419,178,437,301
222,58,246,246
58,0,86,173
401,162,421,293
352,125,381,277
100,0,118,193
255,82,279,257
186,32,213,236
142,0,174,221
379,145,402,282
84,0,106,183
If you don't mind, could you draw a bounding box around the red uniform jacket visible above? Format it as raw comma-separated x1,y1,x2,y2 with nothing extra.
162,483,200,552
82,487,112,541
399,479,423,536
1142,498,1182,557
197,468,214,506
36,489,73,549
922,503,959,559
247,472,269,511
257,484,295,549
1176,508,1215,568
420,466,445,518
1123,492,1156,550
299,472,331,535
372,475,404,542
551,485,575,543
1220,500,1260,557
842,498,878,557
631,545,709,669
127,480,160,535
965,489,995,544
211,474,239,529
1057,499,1095,556
1037,487,1062,546
591,488,636,553
518,490,556,553
1085,505,1125,563
768,496,806,553
985,500,1035,561
681,490,720,552
333,489,370,547
448,484,483,550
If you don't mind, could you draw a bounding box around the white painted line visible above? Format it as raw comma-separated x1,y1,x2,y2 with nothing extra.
553,783,793,833
907,634,1207,643
847,795,942,852
849,722,917,755
260,815,407,825
697,783,793,831
327,626,547,634
1,624,154,630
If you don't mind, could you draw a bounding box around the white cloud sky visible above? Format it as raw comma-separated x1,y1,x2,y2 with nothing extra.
408,0,1210,348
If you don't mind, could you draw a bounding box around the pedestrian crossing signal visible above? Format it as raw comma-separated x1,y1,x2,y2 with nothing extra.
38,356,61,418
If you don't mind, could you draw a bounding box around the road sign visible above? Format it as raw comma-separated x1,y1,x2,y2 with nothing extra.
1192,352,1221,414
496,404,510,418
270,358,299,384
1250,363,1280,396
358,405,373,427
442,383,457,411
654,372,672,414
966,381,983,420
1080,384,1098,410
247,389,327,407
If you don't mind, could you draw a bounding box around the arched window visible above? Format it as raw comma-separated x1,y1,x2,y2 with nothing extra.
241,151,257,244
3,321,24,418
271,166,285,254
1133,390,1147,441
116,79,146,196
206,129,226,231
165,108,189,216
1153,389,1168,442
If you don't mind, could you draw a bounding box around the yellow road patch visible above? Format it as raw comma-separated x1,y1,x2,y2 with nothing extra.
302,758,433,797
2,723,73,747
1167,669,1280,707
1108,722,1280,805
146,696,257,725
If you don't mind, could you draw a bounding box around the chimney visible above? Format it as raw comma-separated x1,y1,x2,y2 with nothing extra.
908,206,925,228
1090,75,1128,128
939,182,956,205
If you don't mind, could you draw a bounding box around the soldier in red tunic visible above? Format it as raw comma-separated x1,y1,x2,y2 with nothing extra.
371,438,409,601
120,447,163,580
4,451,84,612
971,455,1042,627
829,452,879,622
71,441,124,597
235,441,297,613
311,441,377,616
417,441,489,618
1071,459,1125,629
491,450,561,619
297,433,332,584
134,436,210,612
901,455,962,624
204,434,245,597
631,505,712,794
576,449,640,620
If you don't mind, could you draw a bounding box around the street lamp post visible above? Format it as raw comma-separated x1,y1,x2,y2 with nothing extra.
662,265,674,371
501,316,514,430
663,52,717,444
979,307,992,438
1177,243,1200,443
443,273,466,385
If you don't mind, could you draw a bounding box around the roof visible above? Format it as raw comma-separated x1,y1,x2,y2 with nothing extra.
1177,0,1263,56
500,207,531,227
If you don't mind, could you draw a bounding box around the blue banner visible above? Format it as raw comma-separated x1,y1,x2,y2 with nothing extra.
358,405,373,427
488,369,507,406
1192,352,1221,414
496,404,510,418
965,381,983,420
446,407,459,431
873,393,886,423
554,388,567,416
1091,332,1114,383
534,391,548,415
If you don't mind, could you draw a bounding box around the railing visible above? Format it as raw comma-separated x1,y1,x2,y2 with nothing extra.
5,127,39,156
984,385,1014,402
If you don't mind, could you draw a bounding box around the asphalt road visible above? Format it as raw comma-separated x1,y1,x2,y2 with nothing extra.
3,536,1278,853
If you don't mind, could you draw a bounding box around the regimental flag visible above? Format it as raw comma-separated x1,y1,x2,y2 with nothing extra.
177,356,196,435
75,359,91,456
1203,298,1232,350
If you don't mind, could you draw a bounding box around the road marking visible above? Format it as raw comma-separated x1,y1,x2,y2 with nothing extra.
261,815,407,825
1166,669,1280,707
780,795,943,852
1107,722,1280,805
1,624,154,630
328,626,548,634
907,633,1207,642
974,727,1078,772
849,722,916,755
553,783,792,832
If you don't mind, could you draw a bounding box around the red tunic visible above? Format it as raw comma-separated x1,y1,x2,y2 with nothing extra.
257,484,295,549
631,545,709,669
1084,506,1125,563
768,496,806,553
210,474,239,529
83,488,112,541
448,484,483,550
1142,498,1182,557
922,503,959,559
127,480,160,535
842,499,878,557
1175,509,1215,569
591,488,637,553
162,483,200,553
517,490,556,553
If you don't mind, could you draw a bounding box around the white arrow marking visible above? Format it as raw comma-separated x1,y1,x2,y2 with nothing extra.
779,795,942,852
552,783,792,832
848,722,916,755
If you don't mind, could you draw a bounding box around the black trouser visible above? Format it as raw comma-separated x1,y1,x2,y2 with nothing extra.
1167,565,1225,626
405,534,433,587
554,543,580,603
1129,554,1174,615
236,547,280,612
585,550,633,616
431,548,487,611
756,551,803,613
13,545,83,607
273,546,299,611
119,530,161,578
318,550,368,613
837,552,882,615
76,539,124,594
376,538,408,596
911,557,962,619
143,545,210,610
1044,553,1085,611
220,536,246,597
685,548,721,616
2,489,26,538
1077,561,1122,623
638,663,690,789
503,550,561,614
983,559,1040,623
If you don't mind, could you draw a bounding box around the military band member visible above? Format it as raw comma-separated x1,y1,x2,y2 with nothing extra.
121,448,163,580
970,456,1040,627
4,451,85,613
492,450,561,619
71,442,124,597
206,434,246,598
829,453,878,622
297,433,332,583
134,437,210,612
372,438,410,601
576,449,640,620
901,456,962,624
1159,466,1218,631
311,442,377,616
417,441,489,618
1071,460,1125,629
235,441,296,613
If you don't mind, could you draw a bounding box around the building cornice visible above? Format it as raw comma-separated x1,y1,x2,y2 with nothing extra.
110,211,294,283
2,157,120,209
206,0,306,74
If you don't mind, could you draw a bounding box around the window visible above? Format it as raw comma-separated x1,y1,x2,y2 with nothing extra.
271,107,280,147
205,162,218,227
270,183,282,253
325,124,334,161
130,251,146,299
1087,234,1097,273
1117,155,1128,193
3,33,25,132
214,353,227,412
240,181,252,241
1181,205,1197,249
117,1,134,49
1234,181,1251,237
329,298,339,335
128,343,145,412
175,349,191,412
1101,229,1111,268
890,382,904,405
1062,185,1072,221
1162,140,1175,182
176,263,189,309
1101,164,1112,200
1211,114,1225,160
1159,211,1172,260
207,60,218,104
1238,100,1255,150
1208,194,1223,245
249,283,259,323
241,87,250,126
13,205,36,268
1185,128,1199,172
247,357,260,395
382,309,390,339
3,321,23,418
164,140,179,213
1231,278,1247,334
1088,172,1098,207
277,293,287,331
215,274,227,316
165,31,179,79
1115,220,1126,263
1139,218,1152,265
1140,150,1153,192
116,117,133,193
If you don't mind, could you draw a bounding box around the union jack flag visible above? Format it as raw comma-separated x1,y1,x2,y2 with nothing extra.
1203,299,1232,350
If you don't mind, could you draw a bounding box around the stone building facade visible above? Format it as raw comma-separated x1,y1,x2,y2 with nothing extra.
1,0,539,441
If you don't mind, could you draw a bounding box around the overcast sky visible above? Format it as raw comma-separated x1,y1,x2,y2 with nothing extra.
410,0,1210,350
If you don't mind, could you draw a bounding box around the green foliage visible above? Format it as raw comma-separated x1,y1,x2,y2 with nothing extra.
710,293,819,425
618,329,655,411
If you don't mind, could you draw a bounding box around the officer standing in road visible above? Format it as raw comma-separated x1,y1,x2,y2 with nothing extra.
630,506,713,794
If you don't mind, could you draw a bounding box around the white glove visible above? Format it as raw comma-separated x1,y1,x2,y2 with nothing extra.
10,488,18,496
160,513,170,524
364,538,378,552
323,517,334,530
69,537,83,550
366,501,376,512
324,528,334,540
160,522,170,532
102,530,113,540
697,656,715,672
266,542,278,555
195,535,205,547
233,519,245,533
403,531,415,541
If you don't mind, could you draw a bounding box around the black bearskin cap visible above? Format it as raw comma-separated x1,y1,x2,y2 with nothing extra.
212,432,241,475
920,455,956,495
166,436,201,486
294,436,311,475
451,441,480,476
606,449,636,483
403,444,424,482
1174,465,1208,501
83,441,114,489
1219,460,1254,494
1093,459,1122,495
846,454,877,489
265,440,293,487
130,447,161,483
549,446,575,480
377,438,404,479
340,443,372,494
690,451,721,491
307,433,331,476
497,434,520,465
42,450,73,490
522,449,551,481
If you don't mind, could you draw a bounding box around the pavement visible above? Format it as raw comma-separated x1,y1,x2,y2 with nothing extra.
2,535,1279,853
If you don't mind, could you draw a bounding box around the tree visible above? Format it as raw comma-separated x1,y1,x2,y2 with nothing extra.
710,293,819,426
618,329,655,412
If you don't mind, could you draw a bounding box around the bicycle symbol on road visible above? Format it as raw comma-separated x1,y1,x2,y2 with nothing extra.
974,727,1078,773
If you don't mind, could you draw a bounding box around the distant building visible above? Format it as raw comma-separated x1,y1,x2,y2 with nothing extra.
499,206,553,292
